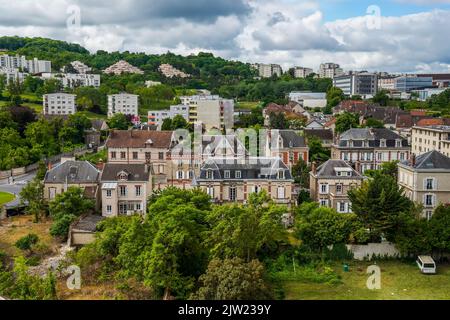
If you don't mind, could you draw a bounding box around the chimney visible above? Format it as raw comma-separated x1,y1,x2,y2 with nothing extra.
410,153,416,167
312,161,317,175
355,161,361,173
48,162,52,170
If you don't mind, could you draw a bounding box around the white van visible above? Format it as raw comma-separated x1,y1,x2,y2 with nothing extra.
416,255,436,274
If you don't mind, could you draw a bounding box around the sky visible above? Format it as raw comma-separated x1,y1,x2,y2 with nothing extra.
1,0,450,73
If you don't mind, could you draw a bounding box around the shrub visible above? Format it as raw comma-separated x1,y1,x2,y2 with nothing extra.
15,233,39,251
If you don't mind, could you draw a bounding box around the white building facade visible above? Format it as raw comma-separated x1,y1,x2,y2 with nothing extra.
107,93,139,118
43,93,77,115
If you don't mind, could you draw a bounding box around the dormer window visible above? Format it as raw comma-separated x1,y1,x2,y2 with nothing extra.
278,170,285,179
117,170,129,181
364,139,369,148
349,140,353,147
224,170,231,179
235,171,242,179
206,170,213,179
395,139,402,148
380,139,386,147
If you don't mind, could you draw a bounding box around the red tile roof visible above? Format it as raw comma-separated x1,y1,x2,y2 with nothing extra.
416,118,444,126
106,130,174,148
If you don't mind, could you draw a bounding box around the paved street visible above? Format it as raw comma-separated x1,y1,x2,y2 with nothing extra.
0,171,37,207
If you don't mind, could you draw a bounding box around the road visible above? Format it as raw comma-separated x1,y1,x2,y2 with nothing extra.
0,171,37,207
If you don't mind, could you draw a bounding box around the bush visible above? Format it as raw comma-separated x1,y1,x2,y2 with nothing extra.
15,233,39,251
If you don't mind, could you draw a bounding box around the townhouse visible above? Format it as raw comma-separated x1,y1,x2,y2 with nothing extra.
309,160,364,213
100,163,150,216
331,128,410,173
266,130,309,167
44,160,101,207
194,157,294,205
398,150,450,219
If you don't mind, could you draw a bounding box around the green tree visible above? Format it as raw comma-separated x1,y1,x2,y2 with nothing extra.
19,178,47,222
206,190,287,262
42,78,62,94
326,87,345,112
307,137,330,163
348,172,414,241
429,205,450,255
335,112,360,134
107,113,131,130
161,118,172,131
364,117,384,128
292,158,310,188
269,112,288,129
48,187,95,238
191,258,273,300
15,234,39,252
171,114,188,130
372,90,389,106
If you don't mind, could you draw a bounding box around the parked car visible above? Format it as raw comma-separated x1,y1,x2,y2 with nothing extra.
416,255,436,274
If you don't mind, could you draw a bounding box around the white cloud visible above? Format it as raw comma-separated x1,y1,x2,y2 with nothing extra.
0,0,449,73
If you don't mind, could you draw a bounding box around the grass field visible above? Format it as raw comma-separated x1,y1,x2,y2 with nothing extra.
283,260,450,300
235,101,261,110
0,192,14,206
0,215,58,257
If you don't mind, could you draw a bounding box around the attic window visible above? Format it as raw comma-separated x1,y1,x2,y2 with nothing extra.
69,166,78,178
117,170,129,181
146,139,153,145
395,139,402,148
278,170,285,179
380,139,386,147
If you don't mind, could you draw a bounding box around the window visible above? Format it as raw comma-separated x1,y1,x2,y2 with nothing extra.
177,171,184,180
336,184,343,194
106,205,112,214
207,186,214,198
229,187,236,201
425,194,434,207
136,203,141,211
145,152,151,160
206,170,213,179
120,152,126,159
49,187,56,199
119,186,127,197
135,185,141,196
159,152,164,160
133,152,138,160
319,184,329,194
188,170,194,179
278,170,285,179
235,171,242,179
338,202,346,213
319,199,328,207
111,152,116,159
380,139,386,147
277,186,285,199
425,178,435,190
395,139,402,147
425,210,433,220
106,189,112,197
224,170,230,179
253,185,260,193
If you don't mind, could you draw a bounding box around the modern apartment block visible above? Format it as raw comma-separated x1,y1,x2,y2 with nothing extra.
333,73,378,97
0,54,51,73
148,104,190,129
394,76,433,92
411,125,450,157
0,67,27,84
398,150,450,219
309,160,364,213
180,95,234,130
107,93,139,118
41,73,101,88
319,63,344,79
194,157,294,205
293,67,313,78
253,63,282,78
43,93,77,115
63,61,92,74
331,128,410,173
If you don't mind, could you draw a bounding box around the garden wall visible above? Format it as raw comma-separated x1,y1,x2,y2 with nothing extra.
346,242,401,260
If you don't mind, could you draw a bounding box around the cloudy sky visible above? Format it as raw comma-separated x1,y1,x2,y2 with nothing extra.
1,0,450,73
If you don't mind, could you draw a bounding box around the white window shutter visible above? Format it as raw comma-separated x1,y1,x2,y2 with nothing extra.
345,202,349,213
433,178,437,190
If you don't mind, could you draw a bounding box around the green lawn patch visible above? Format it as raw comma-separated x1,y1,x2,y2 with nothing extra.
283,260,450,300
0,191,15,206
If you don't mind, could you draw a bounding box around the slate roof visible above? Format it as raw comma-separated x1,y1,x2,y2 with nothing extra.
315,160,363,179
275,130,307,148
100,163,150,182
197,158,293,181
337,128,408,148
44,160,100,184
402,150,450,170
72,215,105,232
106,130,174,149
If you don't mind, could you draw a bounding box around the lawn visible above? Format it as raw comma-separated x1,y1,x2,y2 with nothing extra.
235,101,261,110
0,192,14,206
283,260,450,300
